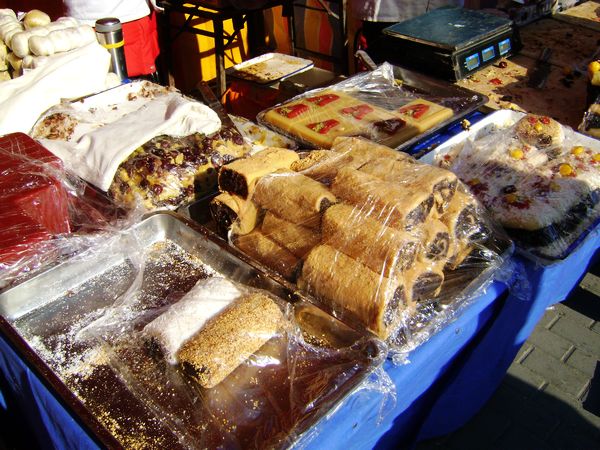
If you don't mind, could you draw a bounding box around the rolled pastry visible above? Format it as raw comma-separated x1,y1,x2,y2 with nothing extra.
302,136,414,183
234,230,300,281
322,203,419,277
290,149,338,172
178,292,283,388
253,171,336,228
331,167,434,230
441,189,483,242
209,192,259,236
445,240,474,271
218,147,299,199
298,244,408,339
405,261,445,302
143,278,241,364
261,211,320,258
418,219,453,264
359,159,458,215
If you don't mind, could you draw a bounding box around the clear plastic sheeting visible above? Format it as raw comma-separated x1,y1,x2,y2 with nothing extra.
3,213,389,449
0,132,131,290
211,136,512,354
257,63,457,150
428,110,600,261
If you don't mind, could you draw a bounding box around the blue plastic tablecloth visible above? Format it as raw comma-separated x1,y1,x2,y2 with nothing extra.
416,222,600,443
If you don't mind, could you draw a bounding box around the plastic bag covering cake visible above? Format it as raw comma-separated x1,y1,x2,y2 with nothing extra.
21,226,390,449
0,132,133,290
31,80,251,211
210,136,510,350
435,112,600,260
257,63,455,150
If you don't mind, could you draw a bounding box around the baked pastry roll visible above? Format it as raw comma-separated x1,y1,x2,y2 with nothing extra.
359,159,458,215
321,203,419,277
253,171,337,228
440,190,483,242
331,167,434,230
178,292,283,389
418,219,453,264
290,150,338,172
298,137,413,184
218,147,300,199
144,278,241,364
298,244,408,339
405,261,445,302
209,192,259,236
260,211,321,258
233,230,300,281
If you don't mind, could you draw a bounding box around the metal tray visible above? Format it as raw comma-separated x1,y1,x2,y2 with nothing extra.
226,52,314,85
391,65,488,151
419,109,600,263
178,198,514,353
0,212,385,449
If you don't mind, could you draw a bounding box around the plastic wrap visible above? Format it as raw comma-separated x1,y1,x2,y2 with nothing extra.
427,110,600,261
257,63,460,150
230,114,298,153
2,213,390,448
31,80,251,211
211,136,512,353
0,132,133,290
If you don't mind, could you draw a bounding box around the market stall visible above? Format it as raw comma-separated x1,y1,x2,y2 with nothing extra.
1,3,599,449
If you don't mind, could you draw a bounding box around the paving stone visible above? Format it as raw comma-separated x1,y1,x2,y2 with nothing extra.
554,302,596,329
536,383,600,431
505,362,547,398
490,424,552,450
520,347,589,398
546,314,600,358
445,408,510,450
537,308,561,329
547,420,600,449
565,348,599,378
485,383,561,441
527,326,574,360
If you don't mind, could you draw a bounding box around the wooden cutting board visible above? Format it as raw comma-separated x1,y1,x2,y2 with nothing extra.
553,0,600,32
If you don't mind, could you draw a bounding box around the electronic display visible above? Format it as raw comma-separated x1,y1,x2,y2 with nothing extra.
465,53,480,71
482,45,496,62
498,38,511,55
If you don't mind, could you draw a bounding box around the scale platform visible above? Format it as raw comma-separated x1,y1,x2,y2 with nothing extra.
378,7,522,81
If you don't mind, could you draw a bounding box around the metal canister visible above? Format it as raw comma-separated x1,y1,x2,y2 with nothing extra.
95,17,128,80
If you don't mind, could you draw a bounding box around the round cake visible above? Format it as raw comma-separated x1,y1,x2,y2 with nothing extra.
515,114,564,149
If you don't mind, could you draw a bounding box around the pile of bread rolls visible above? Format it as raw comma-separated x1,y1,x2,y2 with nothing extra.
0,8,96,81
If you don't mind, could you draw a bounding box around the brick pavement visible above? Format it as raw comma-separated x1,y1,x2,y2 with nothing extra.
418,267,600,450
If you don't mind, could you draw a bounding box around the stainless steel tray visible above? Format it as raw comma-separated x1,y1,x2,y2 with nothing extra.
226,52,314,85
391,65,488,151
0,212,385,449
178,199,514,353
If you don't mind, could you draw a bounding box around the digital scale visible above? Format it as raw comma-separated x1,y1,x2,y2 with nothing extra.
377,7,522,81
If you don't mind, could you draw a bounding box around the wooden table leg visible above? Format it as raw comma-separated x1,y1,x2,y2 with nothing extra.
213,18,226,101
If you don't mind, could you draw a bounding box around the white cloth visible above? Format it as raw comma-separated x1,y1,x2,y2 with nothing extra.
143,278,241,364
38,83,221,192
350,0,465,22
0,42,110,136
63,0,151,25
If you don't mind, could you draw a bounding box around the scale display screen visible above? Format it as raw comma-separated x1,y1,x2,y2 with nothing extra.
482,45,495,62
465,53,480,71
498,38,511,55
